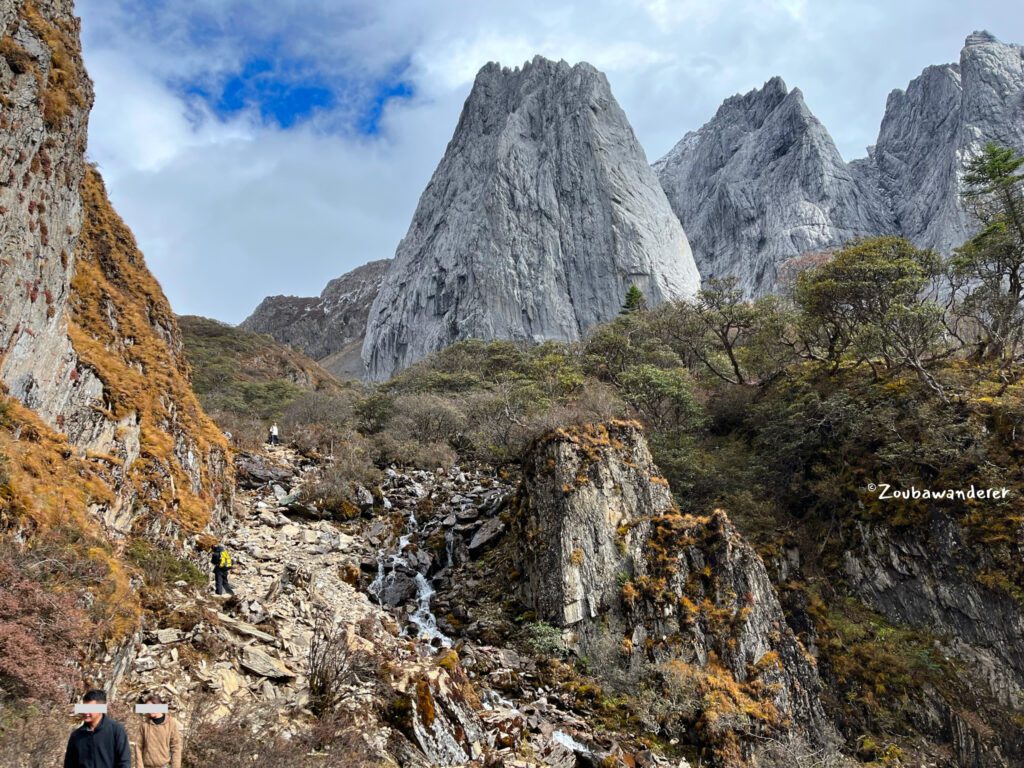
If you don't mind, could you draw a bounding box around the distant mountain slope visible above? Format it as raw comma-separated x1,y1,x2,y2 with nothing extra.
179,314,343,422
241,259,389,380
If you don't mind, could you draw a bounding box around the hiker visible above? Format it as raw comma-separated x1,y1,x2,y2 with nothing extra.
63,689,131,768
211,542,235,596
133,693,182,768
268,422,280,446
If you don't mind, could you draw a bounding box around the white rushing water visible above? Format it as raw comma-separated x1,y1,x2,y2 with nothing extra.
370,502,452,648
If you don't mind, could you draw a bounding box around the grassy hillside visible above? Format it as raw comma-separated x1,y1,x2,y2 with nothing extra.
178,315,346,440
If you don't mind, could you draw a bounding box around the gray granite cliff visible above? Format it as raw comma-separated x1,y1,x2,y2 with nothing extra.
361,56,700,381
656,32,1024,297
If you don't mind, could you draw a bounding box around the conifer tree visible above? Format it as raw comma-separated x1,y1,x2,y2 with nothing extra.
620,284,647,315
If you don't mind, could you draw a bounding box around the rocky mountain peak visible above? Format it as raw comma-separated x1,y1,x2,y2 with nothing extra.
656,31,1024,295
241,258,390,379
361,55,700,381
655,76,892,295
965,29,1001,47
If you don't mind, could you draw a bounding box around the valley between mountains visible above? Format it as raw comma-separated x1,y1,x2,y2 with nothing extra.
3,1,1024,767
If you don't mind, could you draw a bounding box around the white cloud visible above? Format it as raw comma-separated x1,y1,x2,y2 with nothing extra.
76,0,1024,323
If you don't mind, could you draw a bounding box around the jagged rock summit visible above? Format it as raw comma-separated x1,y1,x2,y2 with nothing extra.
362,55,700,381
654,76,894,296
656,31,1024,296
870,30,1024,256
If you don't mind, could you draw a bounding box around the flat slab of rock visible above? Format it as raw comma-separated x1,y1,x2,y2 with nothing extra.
240,646,295,679
236,453,295,489
469,517,506,556
154,628,183,644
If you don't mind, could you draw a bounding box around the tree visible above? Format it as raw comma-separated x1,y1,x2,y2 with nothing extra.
658,278,794,387
951,143,1024,364
620,284,648,315
617,364,703,431
792,237,947,394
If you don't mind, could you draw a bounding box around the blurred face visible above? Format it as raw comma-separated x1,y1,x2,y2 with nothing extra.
81,710,103,729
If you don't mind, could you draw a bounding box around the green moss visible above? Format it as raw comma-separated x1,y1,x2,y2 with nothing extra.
126,538,205,588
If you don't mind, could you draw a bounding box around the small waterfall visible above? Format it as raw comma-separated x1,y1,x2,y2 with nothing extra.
444,527,456,568
410,572,451,647
370,494,451,648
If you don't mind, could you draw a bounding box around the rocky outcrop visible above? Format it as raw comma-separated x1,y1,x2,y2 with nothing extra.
654,78,894,296
516,421,837,760
1,0,92,419
656,32,1024,297
870,31,1024,256
241,258,389,380
843,514,1024,765
0,0,229,538
362,56,700,381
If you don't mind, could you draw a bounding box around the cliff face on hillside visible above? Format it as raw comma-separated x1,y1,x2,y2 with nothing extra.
0,0,229,538
870,31,1024,256
654,77,894,296
361,56,700,381
241,258,389,380
516,422,837,763
656,32,1024,296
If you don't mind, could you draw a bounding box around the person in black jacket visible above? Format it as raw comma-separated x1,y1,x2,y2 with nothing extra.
64,689,131,768
211,542,235,596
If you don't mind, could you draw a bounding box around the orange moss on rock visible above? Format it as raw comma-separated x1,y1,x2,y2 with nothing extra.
0,396,139,641
19,1,90,128
68,168,230,531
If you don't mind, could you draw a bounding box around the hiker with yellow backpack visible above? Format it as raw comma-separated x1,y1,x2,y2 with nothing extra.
210,542,235,596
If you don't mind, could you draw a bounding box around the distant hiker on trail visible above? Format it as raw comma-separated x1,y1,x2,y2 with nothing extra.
268,422,280,446
63,689,131,768
211,542,235,596
133,693,182,768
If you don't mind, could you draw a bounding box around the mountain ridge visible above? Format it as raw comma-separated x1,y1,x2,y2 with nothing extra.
655,30,1024,296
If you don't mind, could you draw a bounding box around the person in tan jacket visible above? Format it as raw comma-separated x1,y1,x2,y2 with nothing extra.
132,694,182,768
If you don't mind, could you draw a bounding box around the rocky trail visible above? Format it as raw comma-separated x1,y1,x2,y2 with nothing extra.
114,444,688,767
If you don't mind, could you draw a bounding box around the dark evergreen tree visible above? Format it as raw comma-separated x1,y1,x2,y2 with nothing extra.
620,284,647,314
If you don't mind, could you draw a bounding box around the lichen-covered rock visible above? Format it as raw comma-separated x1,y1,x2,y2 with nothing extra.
241,258,390,379
362,56,700,381
517,421,837,760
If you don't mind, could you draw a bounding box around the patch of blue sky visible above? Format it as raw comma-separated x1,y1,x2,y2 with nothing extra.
178,54,333,128
178,53,414,134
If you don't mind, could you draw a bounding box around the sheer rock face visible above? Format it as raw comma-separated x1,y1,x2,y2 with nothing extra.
0,0,92,420
654,77,894,297
843,515,1024,764
655,32,1024,297
0,0,229,531
241,258,389,379
872,31,1024,255
362,56,700,381
516,422,834,753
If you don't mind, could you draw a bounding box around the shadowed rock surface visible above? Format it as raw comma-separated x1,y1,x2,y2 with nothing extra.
362,56,700,381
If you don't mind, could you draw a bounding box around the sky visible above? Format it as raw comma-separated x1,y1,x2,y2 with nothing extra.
77,0,1024,324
